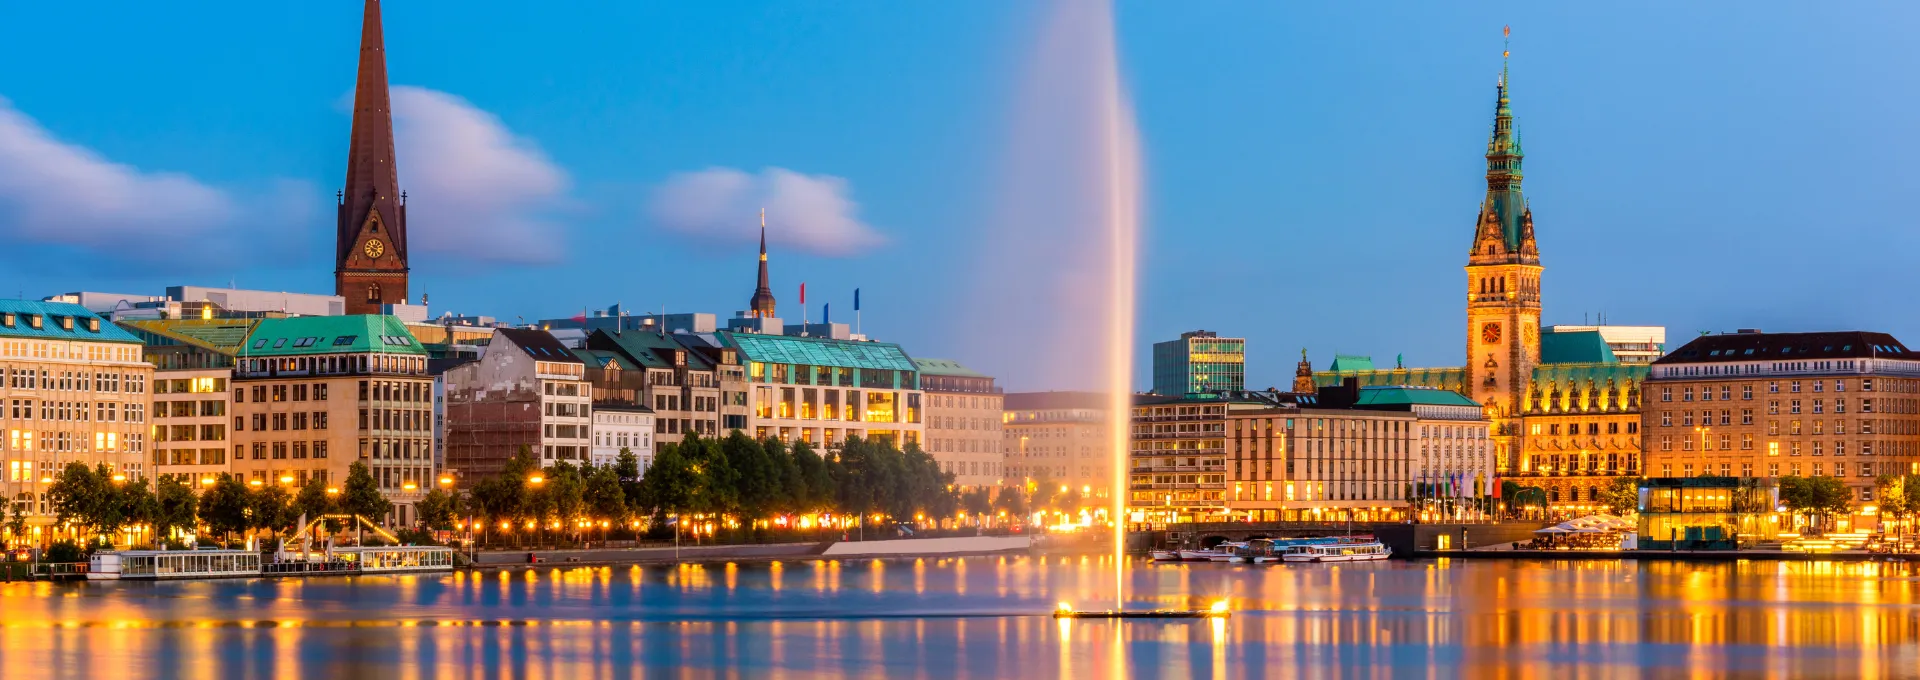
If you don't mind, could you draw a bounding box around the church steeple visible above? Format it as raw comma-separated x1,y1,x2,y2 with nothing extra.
748,209,777,318
1469,35,1537,265
335,0,410,315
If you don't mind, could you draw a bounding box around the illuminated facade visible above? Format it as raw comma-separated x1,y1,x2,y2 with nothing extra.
0,301,153,532
1312,56,1654,510
231,315,433,525
120,318,256,489
1643,331,1920,513
1151,330,1246,396
719,331,923,450
1005,391,1112,499
916,358,1004,488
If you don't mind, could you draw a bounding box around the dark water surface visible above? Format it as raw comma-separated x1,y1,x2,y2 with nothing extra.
2,556,1918,678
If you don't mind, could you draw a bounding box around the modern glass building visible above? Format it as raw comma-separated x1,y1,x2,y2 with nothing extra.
1152,330,1245,396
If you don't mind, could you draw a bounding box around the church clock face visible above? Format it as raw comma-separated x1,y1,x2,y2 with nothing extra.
363,239,385,259
1482,322,1502,345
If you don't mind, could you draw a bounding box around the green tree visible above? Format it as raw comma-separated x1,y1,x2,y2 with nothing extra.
583,465,628,528
1596,477,1641,516
117,481,159,543
47,462,116,536
200,476,253,543
415,488,457,532
153,477,200,540
1780,475,1853,533
992,485,1030,520
340,461,394,527
723,431,778,522
639,441,700,520
249,484,296,535
791,441,834,513
293,477,337,528
542,462,586,539
6,504,26,544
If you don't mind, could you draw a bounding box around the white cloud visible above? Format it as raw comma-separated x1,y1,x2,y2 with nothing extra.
646,167,885,256
0,96,314,263
391,86,569,265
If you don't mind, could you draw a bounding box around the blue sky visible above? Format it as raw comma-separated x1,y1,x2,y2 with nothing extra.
2,2,1918,391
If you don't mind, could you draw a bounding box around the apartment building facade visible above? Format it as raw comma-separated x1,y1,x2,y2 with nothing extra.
1644,330,1920,514
0,301,153,529
230,315,433,525
444,328,592,479
915,358,1004,488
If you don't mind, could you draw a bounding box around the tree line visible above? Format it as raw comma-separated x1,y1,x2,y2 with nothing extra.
454,432,1069,543
37,460,396,549
20,433,1107,551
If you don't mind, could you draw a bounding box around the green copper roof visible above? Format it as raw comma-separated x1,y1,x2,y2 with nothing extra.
1355,386,1481,407
0,300,142,344
1314,366,1467,393
119,319,258,354
1529,362,1648,390
914,358,987,378
1540,330,1617,365
1483,70,1529,251
570,348,638,371
1328,355,1375,372
719,331,917,371
239,315,425,357
587,330,714,371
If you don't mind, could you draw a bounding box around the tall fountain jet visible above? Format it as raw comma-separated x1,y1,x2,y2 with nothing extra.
971,0,1140,611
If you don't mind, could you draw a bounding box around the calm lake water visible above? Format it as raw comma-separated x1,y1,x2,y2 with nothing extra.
2,556,1917,679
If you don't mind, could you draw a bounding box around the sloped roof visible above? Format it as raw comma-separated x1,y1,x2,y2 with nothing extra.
1654,331,1911,365
718,331,916,371
1530,362,1649,390
1541,330,1617,364
239,315,426,357
1355,386,1480,407
1328,355,1375,372
0,299,142,344
571,348,638,370
914,357,987,378
119,319,259,354
495,328,583,364
587,329,715,371
1314,366,1467,393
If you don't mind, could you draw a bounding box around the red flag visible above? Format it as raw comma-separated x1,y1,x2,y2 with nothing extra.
1491,477,1502,499
799,282,806,305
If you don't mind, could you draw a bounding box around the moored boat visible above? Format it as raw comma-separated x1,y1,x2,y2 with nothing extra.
1279,541,1391,563
88,549,264,580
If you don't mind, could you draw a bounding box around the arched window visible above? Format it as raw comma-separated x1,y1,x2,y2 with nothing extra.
366,283,382,303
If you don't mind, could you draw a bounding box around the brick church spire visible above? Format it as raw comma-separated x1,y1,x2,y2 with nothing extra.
335,0,410,315
748,209,777,318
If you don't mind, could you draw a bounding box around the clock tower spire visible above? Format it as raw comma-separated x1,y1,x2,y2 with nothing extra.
1463,28,1542,423
335,0,410,315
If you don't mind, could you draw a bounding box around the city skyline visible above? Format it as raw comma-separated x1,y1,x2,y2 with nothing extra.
2,3,1917,391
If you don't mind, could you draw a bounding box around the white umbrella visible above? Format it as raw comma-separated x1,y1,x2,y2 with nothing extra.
1535,526,1573,534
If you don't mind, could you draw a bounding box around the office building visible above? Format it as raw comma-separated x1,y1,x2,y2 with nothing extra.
1152,330,1245,396
916,358,1004,487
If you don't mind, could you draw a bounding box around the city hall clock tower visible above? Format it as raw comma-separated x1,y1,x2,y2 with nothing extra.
1463,62,1540,422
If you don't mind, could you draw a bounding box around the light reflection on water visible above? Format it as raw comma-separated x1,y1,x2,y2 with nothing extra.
1,557,1917,678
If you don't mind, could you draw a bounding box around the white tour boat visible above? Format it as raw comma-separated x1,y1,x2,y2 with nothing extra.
328,545,456,573
1150,550,1180,561
87,549,264,580
1279,541,1392,563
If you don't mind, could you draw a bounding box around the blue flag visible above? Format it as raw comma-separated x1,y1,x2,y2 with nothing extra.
824,303,830,325
854,288,861,311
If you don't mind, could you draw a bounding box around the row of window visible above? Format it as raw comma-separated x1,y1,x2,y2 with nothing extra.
1659,378,1908,403
4,429,144,453
5,399,145,423
2,368,147,393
